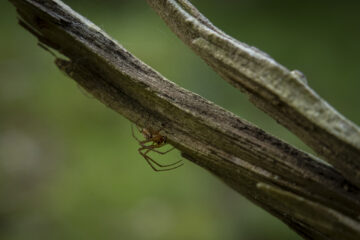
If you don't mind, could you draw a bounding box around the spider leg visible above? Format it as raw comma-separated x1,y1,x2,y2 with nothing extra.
139,139,156,145
141,148,183,168
138,148,165,171
139,143,175,155
138,148,183,169
139,146,176,157
135,124,143,133
154,161,183,171
141,151,161,172
152,146,175,155
131,124,142,143
144,154,184,172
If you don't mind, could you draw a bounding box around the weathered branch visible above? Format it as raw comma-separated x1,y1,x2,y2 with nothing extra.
146,0,360,188
8,0,360,239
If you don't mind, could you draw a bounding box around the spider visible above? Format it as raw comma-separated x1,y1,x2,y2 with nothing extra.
131,124,183,171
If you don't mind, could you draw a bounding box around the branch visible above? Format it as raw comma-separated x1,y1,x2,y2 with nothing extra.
8,0,360,239
146,0,360,188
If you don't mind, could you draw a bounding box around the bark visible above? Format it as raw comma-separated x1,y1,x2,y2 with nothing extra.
146,0,360,188
8,0,360,239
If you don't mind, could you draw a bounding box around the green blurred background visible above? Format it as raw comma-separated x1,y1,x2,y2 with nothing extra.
1,1,359,239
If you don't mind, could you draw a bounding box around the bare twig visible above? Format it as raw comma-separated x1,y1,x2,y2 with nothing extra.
146,0,360,188
8,0,360,239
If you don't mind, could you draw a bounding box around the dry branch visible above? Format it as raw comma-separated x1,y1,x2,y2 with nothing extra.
146,0,360,188
8,0,360,239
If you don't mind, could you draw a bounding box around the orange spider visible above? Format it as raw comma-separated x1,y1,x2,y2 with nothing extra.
131,125,183,171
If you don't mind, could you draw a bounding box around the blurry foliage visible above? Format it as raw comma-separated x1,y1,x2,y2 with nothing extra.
1,0,359,239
